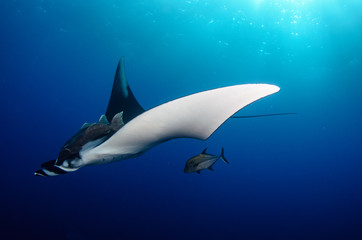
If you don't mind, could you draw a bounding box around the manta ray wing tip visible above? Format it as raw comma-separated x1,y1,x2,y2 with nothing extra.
272,84,280,92
261,84,280,93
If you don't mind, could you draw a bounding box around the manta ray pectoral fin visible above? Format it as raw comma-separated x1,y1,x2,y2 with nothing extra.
105,57,145,124
81,84,280,164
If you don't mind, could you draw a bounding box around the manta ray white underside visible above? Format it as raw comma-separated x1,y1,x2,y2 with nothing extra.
80,84,280,166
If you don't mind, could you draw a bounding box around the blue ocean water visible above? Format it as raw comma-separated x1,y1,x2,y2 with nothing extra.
1,0,361,239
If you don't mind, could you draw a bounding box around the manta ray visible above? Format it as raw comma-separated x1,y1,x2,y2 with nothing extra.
34,58,280,177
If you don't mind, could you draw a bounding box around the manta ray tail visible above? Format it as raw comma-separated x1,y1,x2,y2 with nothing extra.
105,57,145,124
231,113,296,119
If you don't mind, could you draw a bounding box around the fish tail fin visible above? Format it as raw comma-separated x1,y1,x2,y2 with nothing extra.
110,111,125,131
220,147,229,164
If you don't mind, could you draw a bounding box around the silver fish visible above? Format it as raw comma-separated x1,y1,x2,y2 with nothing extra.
184,148,229,174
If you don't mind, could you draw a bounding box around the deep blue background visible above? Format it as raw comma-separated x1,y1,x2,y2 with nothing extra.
1,1,361,239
